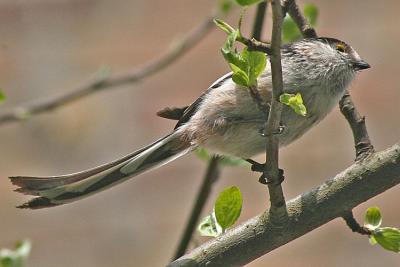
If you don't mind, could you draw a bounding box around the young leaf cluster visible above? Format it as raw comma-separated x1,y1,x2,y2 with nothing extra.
214,19,267,88
364,207,400,253
198,186,243,237
279,93,307,116
0,240,31,267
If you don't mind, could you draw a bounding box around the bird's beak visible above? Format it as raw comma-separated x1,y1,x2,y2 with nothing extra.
353,60,371,71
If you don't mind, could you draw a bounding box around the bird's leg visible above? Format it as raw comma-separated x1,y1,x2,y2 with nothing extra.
246,159,284,185
246,158,264,172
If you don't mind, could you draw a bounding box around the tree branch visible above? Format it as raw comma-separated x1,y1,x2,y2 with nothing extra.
262,0,286,216
0,13,218,126
168,143,400,267
172,156,221,260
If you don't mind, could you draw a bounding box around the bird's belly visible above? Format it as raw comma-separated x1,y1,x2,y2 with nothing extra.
202,122,266,158
202,103,335,158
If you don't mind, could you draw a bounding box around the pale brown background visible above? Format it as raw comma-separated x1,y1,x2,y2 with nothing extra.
0,1,399,266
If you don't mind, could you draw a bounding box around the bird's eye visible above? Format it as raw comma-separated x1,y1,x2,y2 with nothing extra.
336,43,346,53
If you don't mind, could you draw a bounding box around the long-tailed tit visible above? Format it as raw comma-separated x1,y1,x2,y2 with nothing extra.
10,37,370,209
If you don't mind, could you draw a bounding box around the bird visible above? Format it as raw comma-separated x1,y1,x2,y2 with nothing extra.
10,37,370,209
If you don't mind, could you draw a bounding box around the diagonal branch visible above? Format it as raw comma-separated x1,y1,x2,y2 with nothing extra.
0,13,218,126
168,143,400,267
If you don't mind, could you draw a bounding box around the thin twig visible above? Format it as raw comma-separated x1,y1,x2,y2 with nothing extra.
281,0,317,38
262,0,287,216
172,156,221,260
339,92,375,160
0,14,218,126
252,1,268,40
237,36,271,54
248,85,269,117
342,210,371,236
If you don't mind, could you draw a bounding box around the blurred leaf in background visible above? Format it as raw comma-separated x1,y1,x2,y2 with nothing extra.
195,148,250,167
0,91,5,104
282,3,318,43
235,0,263,6
219,0,235,14
0,240,31,267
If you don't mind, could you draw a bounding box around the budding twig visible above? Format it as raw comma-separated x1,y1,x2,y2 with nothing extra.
342,210,372,236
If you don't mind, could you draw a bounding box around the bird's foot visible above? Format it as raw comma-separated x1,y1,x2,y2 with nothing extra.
258,125,286,137
246,159,284,185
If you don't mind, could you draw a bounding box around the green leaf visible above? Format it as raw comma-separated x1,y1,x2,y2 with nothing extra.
230,64,250,87
282,16,301,43
369,235,378,245
214,186,243,230
364,207,382,230
279,93,307,116
218,24,266,88
372,227,400,253
246,49,267,86
198,212,223,237
219,0,234,14
235,0,263,6
214,19,235,35
195,148,250,168
0,240,31,267
221,31,248,71
0,91,5,104
304,3,318,26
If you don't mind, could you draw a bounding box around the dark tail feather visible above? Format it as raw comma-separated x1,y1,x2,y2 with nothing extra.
10,132,193,209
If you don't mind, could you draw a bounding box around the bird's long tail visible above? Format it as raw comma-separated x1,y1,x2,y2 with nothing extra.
10,132,193,209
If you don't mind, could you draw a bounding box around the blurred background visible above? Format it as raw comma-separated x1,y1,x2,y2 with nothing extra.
0,0,399,266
